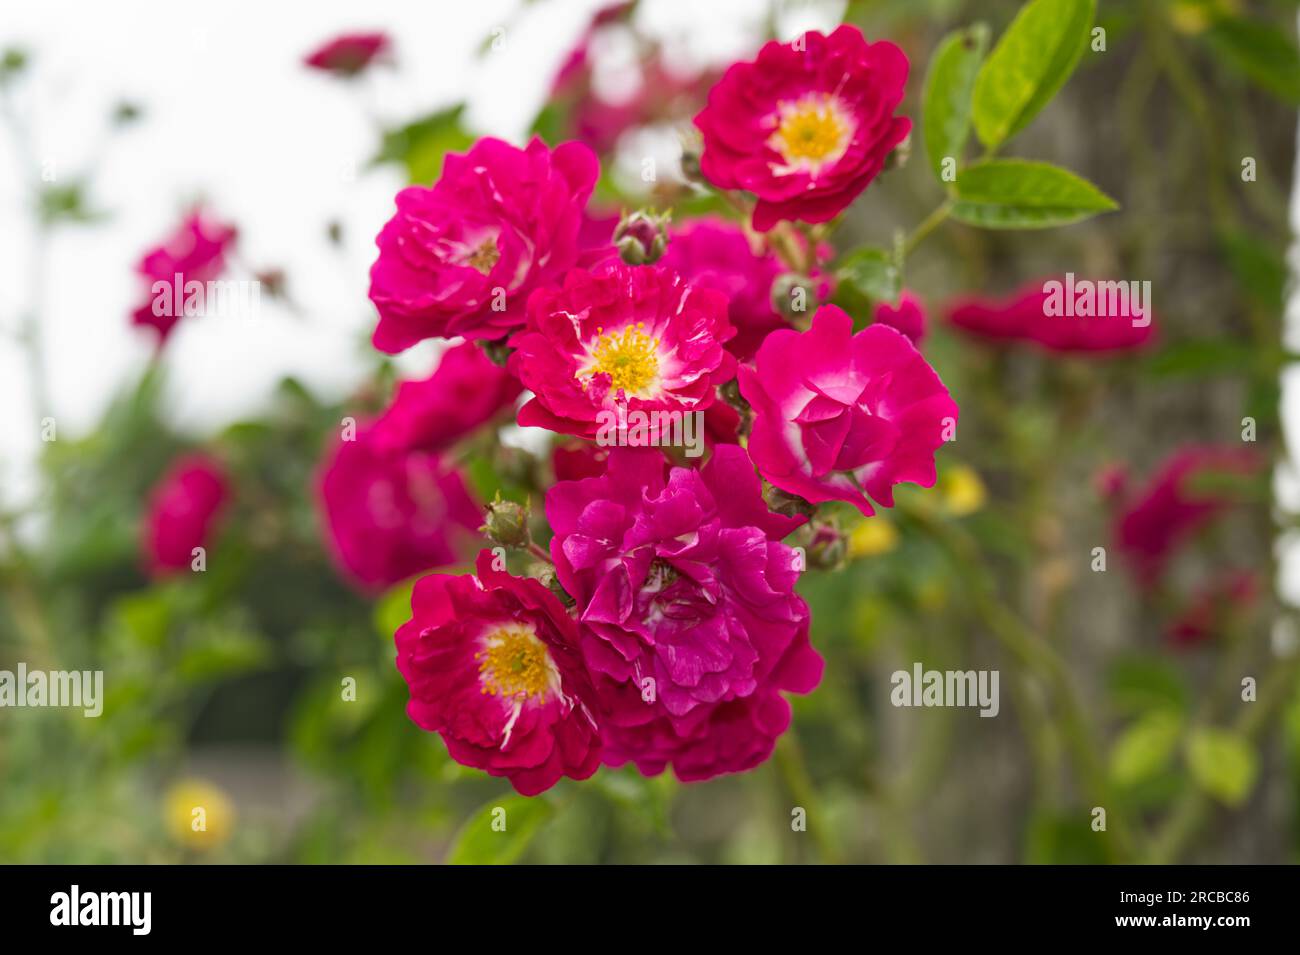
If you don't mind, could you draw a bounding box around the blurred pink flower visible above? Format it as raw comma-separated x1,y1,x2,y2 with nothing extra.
738,305,958,516
395,551,602,796
303,32,391,77
368,137,599,351
946,277,1155,354
508,263,735,439
143,454,229,577
130,211,237,345
546,445,822,780
1167,570,1259,648
370,341,521,455
316,429,480,593
695,25,910,231
1109,446,1261,589
873,290,926,346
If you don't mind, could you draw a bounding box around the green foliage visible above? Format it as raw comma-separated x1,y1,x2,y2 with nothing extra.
1203,13,1300,104
922,23,989,184
446,794,555,864
373,104,473,184
951,159,1116,228
1187,728,1258,807
972,0,1095,149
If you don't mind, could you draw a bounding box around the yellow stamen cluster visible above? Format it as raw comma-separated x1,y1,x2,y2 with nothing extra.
773,94,849,165
586,323,660,395
464,237,501,275
476,623,552,701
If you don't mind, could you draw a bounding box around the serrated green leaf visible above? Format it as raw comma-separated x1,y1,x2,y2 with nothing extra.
972,0,1096,149
446,795,553,864
1186,727,1258,806
951,158,1116,228
922,24,990,184
836,246,901,304
1110,709,1183,787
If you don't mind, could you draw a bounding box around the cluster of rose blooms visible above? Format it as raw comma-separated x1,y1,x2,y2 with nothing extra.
131,24,1260,795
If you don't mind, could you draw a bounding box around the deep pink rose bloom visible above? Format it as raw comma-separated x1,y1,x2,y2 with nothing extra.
395,551,602,796
368,137,599,351
370,341,521,455
874,290,926,346
316,429,480,593
659,217,788,362
738,305,958,517
551,441,610,483
508,263,736,439
303,33,391,76
143,454,229,577
546,445,823,780
1109,447,1261,588
947,278,1156,354
130,212,237,345
695,25,910,231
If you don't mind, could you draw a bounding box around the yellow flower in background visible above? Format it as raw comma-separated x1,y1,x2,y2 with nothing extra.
939,465,986,518
847,516,899,559
164,778,235,852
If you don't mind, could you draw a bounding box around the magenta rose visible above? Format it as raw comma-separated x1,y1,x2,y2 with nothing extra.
143,454,230,577
738,304,958,517
546,445,823,780
508,263,735,439
316,428,480,593
130,211,237,345
694,25,910,231
1106,447,1261,589
873,290,926,346
946,278,1156,354
370,341,521,455
303,32,391,76
395,551,602,796
368,137,599,352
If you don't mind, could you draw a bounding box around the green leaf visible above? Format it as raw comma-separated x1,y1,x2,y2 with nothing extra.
1110,709,1183,787
1147,339,1261,378
922,24,990,184
1106,654,1190,715
972,0,1096,149
373,104,473,185
1186,727,1258,806
373,580,415,641
951,158,1116,228
836,246,901,304
1204,15,1300,104
446,795,554,864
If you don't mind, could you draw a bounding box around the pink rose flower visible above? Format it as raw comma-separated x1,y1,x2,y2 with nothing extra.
873,289,926,346
658,217,788,362
143,454,230,577
546,445,823,780
316,429,480,593
303,33,391,77
508,263,736,439
694,25,910,231
395,551,602,796
370,341,521,455
368,137,599,351
946,278,1156,353
130,211,237,345
1108,447,1261,589
738,305,958,516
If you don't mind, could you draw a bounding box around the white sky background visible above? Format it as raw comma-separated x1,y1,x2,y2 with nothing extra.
0,0,838,506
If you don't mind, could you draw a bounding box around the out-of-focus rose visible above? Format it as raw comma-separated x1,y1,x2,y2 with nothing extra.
142,454,230,577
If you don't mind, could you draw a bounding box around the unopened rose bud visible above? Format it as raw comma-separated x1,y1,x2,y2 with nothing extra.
765,486,816,520
480,493,531,549
614,209,670,265
807,522,846,570
771,272,819,320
